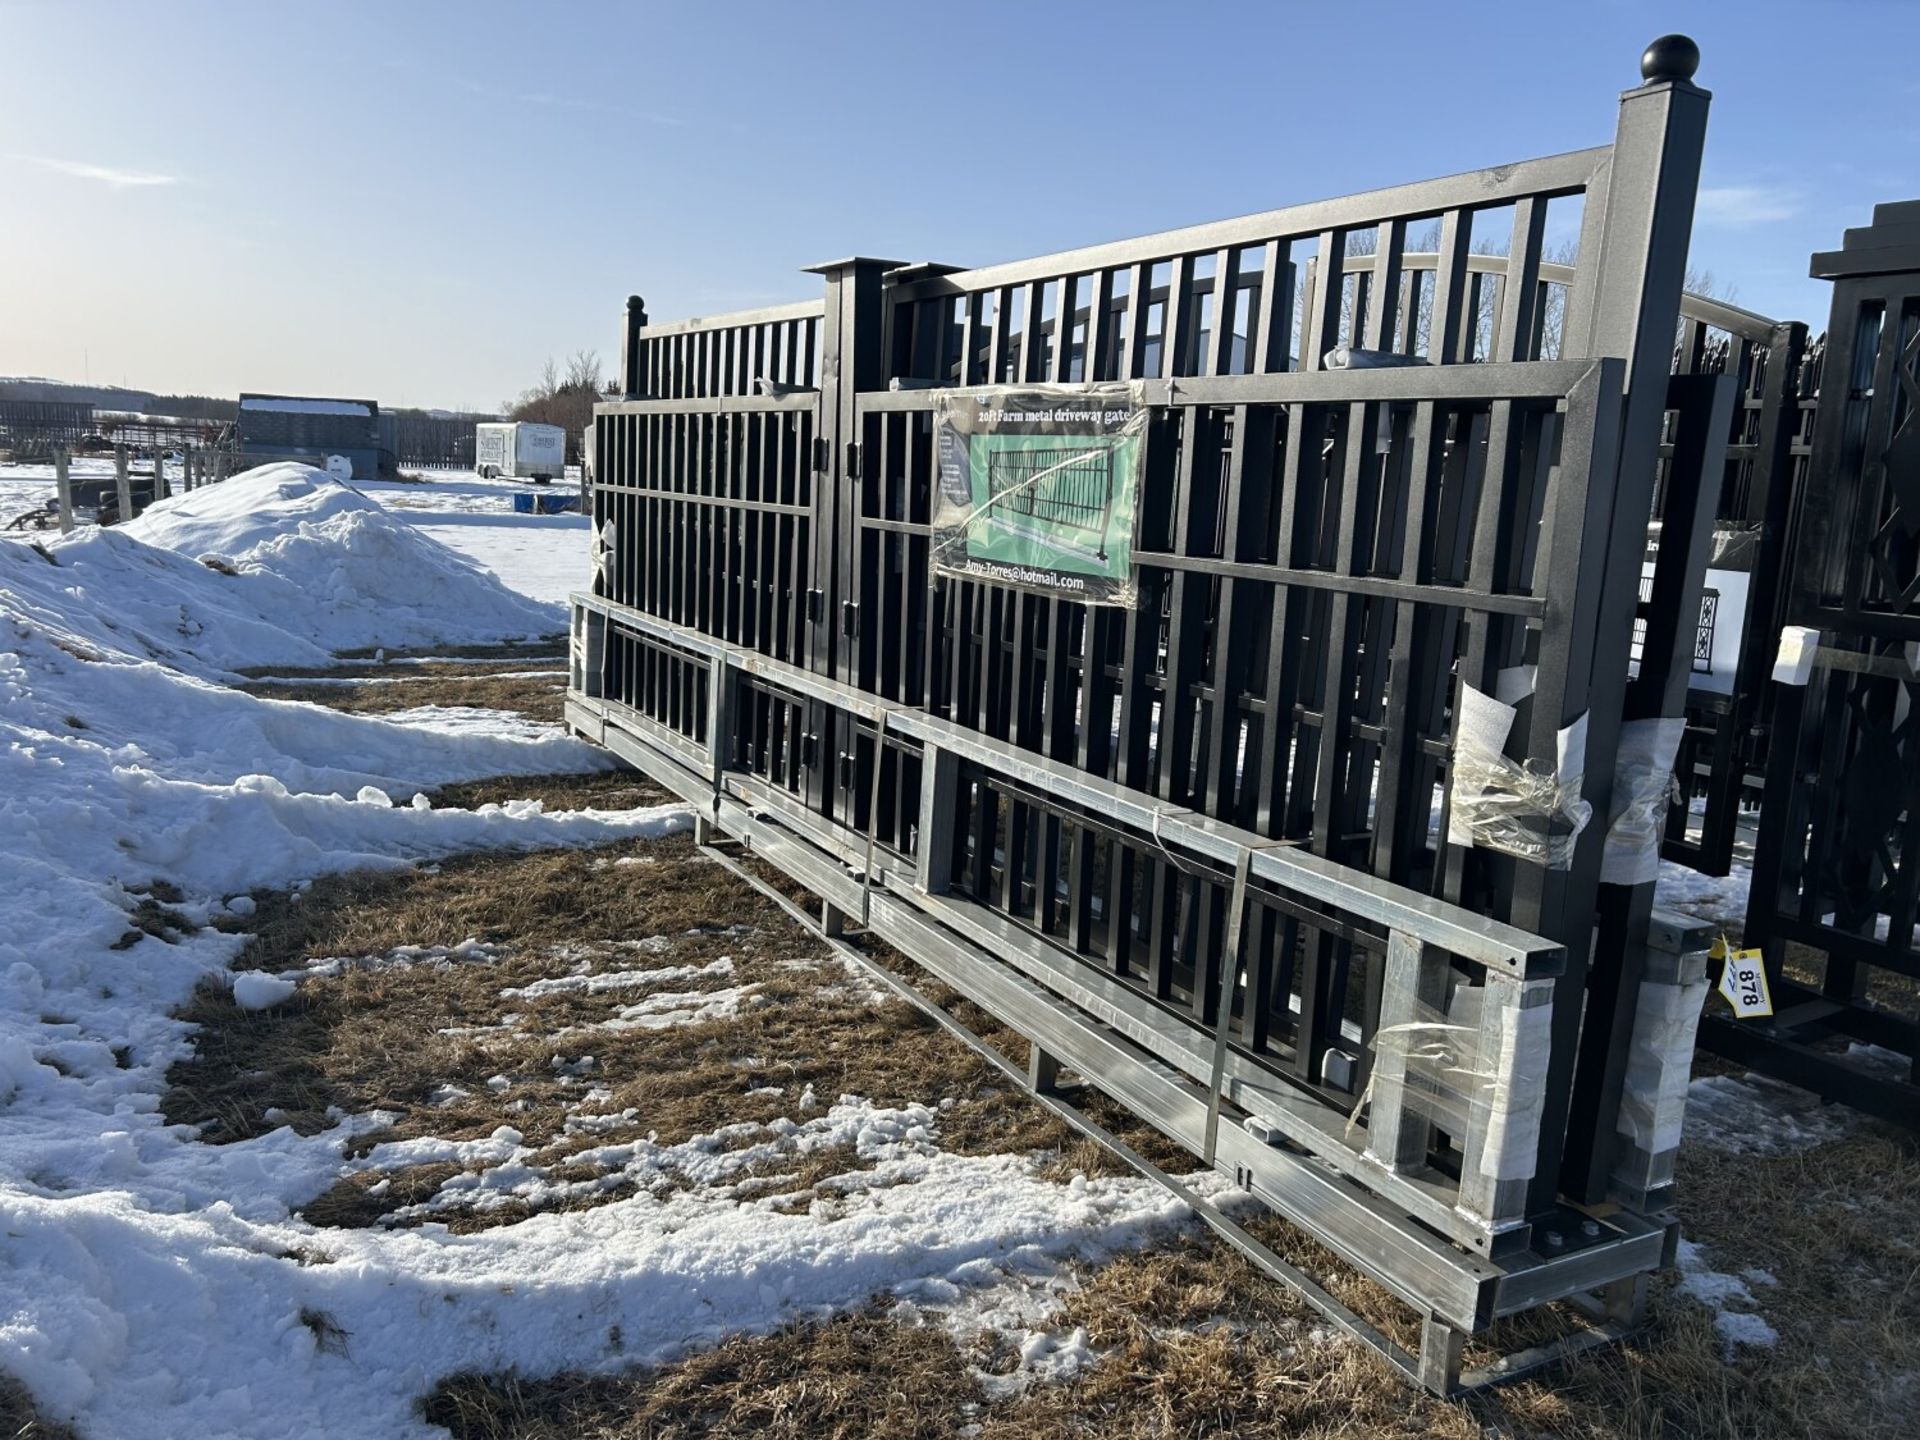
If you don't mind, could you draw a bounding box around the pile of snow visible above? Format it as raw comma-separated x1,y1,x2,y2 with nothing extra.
0,466,717,1434
0,577,610,812
0,468,1234,1437
123,462,387,557
63,458,560,668
0,508,688,1181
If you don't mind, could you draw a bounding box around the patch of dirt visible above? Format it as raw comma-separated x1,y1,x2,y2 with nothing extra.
428,772,668,813
241,671,569,724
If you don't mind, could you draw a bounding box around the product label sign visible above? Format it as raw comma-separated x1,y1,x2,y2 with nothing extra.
932,383,1145,606
1717,946,1774,1020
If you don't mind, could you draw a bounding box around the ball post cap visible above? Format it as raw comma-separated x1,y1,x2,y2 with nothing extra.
626,294,646,312
1640,34,1700,83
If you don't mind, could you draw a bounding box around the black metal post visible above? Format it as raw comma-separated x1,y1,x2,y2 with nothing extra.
1529,34,1714,1211
621,294,648,399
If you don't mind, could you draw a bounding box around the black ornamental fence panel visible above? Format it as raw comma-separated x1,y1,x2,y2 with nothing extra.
570,40,1733,1393
1736,202,1920,1125
1654,298,1813,875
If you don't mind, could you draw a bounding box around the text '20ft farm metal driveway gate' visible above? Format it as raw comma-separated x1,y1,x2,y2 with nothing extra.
569,38,1731,1393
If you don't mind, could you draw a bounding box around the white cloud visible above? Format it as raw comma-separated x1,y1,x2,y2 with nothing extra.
1695,185,1800,226
13,154,178,188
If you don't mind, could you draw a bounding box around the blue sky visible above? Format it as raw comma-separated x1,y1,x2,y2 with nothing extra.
3,0,1913,411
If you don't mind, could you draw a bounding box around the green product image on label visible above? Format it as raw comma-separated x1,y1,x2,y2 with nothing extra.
965,432,1136,581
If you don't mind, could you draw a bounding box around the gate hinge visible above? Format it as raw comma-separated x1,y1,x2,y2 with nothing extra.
846,440,862,479
812,436,829,474
806,587,824,622
841,600,859,638
802,732,820,769
838,750,856,791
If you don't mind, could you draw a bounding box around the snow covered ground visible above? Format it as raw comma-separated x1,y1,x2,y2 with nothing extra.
3,459,1906,1437
0,457,183,531
1,461,592,609
0,464,1207,1439
0,467,685,1434
361,468,591,608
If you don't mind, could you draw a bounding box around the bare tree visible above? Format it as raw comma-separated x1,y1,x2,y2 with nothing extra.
563,349,602,392
505,349,605,445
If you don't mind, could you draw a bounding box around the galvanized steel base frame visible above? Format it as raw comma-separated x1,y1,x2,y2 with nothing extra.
571,40,1726,1393
565,622,1676,1395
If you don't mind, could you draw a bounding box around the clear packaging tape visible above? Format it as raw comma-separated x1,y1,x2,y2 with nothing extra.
1709,521,1762,572
592,521,618,593
1447,684,1592,869
1615,975,1710,1155
1599,715,1687,886
1366,978,1551,1182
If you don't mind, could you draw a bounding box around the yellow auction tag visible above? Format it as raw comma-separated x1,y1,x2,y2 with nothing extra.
1717,945,1773,1019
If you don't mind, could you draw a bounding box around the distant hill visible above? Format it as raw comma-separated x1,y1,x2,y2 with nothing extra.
0,377,158,411
0,379,497,427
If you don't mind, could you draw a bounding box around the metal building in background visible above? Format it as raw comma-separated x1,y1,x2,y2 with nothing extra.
235,392,391,478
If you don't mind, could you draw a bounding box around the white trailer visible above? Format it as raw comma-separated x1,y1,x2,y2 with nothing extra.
475,421,566,483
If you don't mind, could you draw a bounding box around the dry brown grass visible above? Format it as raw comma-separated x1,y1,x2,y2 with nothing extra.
397,848,1916,1440
425,1311,980,1440
428,772,667,813
0,1376,78,1440
418,1163,1918,1440
415,1142,1918,1440
147,654,1920,1439
163,828,1088,1236
242,671,569,723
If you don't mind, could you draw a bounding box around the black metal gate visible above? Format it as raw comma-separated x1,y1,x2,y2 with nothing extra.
572,39,1733,1391
1737,202,1920,1123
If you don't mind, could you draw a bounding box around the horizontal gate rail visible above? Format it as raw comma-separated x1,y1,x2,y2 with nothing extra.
622,297,825,401
567,604,1674,1388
